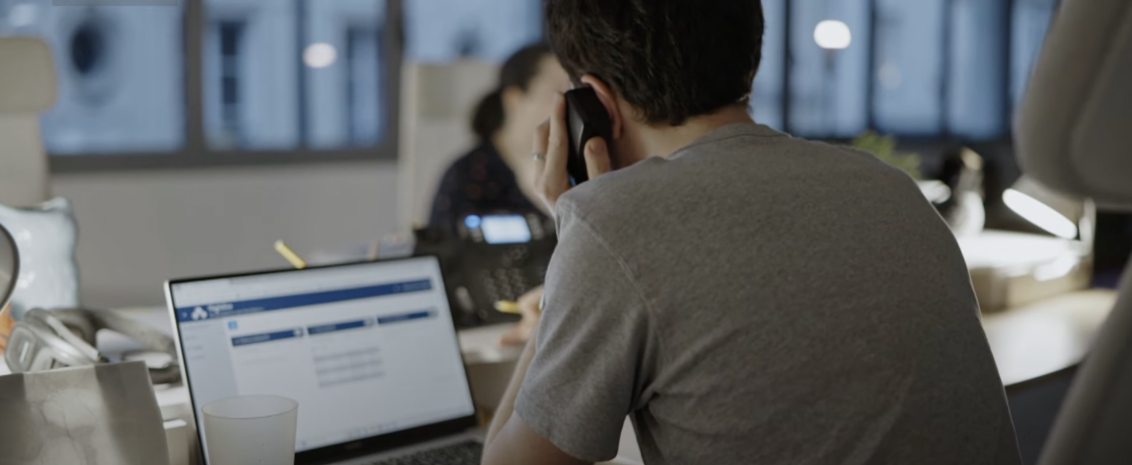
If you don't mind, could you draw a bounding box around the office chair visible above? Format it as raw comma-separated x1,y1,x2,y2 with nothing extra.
1014,0,1132,464
0,36,56,208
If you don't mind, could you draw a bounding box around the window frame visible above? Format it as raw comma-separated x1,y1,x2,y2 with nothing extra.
49,0,404,173
757,0,1051,145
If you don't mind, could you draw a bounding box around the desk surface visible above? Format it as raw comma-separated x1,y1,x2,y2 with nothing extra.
1,288,1117,388
38,289,1118,422
0,290,1115,465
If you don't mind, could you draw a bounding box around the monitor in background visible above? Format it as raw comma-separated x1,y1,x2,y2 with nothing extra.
167,257,475,458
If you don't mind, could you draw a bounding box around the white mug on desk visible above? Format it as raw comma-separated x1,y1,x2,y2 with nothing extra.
202,395,300,465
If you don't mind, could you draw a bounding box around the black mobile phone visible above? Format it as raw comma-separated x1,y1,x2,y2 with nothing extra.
564,87,613,185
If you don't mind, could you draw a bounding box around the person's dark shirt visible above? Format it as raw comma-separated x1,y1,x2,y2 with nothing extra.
429,141,547,232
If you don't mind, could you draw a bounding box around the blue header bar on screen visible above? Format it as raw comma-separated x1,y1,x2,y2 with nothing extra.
232,328,304,347
377,310,434,325
175,279,433,322
307,319,373,336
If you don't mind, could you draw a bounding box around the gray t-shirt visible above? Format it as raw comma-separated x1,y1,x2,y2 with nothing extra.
515,123,1021,465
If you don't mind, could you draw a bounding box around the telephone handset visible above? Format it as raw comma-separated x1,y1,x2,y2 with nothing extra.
565,87,614,185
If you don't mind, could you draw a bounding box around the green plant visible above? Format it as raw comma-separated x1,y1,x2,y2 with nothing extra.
849,130,922,179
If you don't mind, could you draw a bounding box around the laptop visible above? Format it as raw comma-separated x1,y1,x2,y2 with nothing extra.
166,256,484,465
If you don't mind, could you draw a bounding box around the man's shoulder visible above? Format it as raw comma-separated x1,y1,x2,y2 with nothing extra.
554,156,671,228
558,128,915,224
715,128,912,181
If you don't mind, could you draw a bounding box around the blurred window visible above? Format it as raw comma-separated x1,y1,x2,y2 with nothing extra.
404,0,542,63
0,1,185,155
752,0,1059,141
0,0,399,169
202,0,389,151
0,0,1063,167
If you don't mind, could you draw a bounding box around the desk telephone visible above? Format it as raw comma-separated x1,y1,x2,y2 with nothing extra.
414,213,556,328
415,89,608,327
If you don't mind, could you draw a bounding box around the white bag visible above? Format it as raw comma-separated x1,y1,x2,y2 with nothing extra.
0,361,169,465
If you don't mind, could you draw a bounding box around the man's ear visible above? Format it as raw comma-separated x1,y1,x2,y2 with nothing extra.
580,75,623,139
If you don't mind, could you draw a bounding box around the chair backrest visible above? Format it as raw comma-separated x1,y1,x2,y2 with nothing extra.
397,59,498,231
1016,0,1132,463
1015,0,1132,210
0,36,56,208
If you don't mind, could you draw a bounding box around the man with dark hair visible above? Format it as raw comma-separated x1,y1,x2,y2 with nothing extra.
482,1,1021,464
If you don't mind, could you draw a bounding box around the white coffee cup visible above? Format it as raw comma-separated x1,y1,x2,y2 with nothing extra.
202,395,299,465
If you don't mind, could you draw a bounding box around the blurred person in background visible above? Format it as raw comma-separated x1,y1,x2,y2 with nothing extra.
428,43,569,346
428,43,568,232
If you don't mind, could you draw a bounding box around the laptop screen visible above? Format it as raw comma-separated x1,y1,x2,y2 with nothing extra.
168,256,475,456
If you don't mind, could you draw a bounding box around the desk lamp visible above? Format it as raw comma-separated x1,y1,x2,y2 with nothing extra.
958,177,1093,312
1004,176,1088,240
1004,176,1096,282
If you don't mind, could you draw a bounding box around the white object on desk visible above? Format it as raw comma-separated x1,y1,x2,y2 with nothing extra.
203,395,299,465
958,230,1091,312
164,419,192,465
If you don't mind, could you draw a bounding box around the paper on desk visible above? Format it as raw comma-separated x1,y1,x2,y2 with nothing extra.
0,361,170,465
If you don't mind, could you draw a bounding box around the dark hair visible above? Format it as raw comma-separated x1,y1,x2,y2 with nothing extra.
472,43,554,140
546,0,764,126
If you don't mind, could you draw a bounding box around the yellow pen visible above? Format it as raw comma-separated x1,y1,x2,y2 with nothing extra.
494,298,543,315
274,240,308,269
494,300,522,315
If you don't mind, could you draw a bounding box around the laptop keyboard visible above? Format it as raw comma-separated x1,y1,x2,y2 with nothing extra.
369,441,483,465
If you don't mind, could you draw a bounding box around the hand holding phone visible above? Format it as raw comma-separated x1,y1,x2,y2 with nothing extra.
531,90,612,216
564,87,613,185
